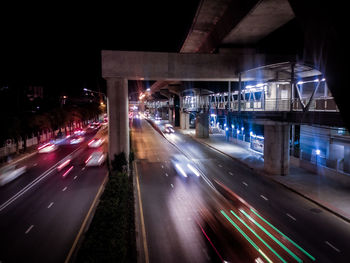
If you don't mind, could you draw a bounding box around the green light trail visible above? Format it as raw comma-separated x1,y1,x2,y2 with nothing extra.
220,210,273,263
250,208,316,261
240,209,302,263
230,210,287,263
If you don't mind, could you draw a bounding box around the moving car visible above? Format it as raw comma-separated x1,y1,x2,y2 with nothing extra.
70,136,84,144
171,154,201,178
88,138,104,148
38,142,58,153
0,165,27,186
85,152,107,166
164,124,175,133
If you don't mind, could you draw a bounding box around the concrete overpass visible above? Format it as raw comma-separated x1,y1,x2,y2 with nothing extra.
102,0,349,176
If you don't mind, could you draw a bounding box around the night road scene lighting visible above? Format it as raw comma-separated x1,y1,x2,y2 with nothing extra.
0,1,349,262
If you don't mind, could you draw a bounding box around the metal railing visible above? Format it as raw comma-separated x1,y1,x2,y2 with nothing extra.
182,96,339,113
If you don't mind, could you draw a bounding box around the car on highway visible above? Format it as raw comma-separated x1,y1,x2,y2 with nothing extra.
85,151,107,166
0,164,27,186
38,142,58,153
70,136,85,144
88,138,104,148
171,154,201,178
164,123,175,133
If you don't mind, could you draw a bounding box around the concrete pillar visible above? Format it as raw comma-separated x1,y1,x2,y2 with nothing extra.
107,78,129,162
180,111,190,130
161,108,167,120
169,108,173,123
264,123,290,175
195,113,209,138
344,146,350,174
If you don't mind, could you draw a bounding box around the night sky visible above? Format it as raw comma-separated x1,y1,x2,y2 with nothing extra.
0,1,200,96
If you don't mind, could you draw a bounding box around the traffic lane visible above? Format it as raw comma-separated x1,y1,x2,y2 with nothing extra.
135,119,296,262
137,150,265,263
0,130,98,205
133,119,213,262
0,148,107,263
134,119,261,262
213,180,314,263
166,131,349,262
137,159,223,263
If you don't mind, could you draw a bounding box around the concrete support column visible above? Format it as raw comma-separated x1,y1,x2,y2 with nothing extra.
264,123,290,175
107,78,129,162
161,108,167,120
169,108,173,123
180,111,190,130
343,146,350,173
195,113,209,138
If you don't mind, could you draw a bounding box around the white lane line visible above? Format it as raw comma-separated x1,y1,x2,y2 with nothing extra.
260,195,268,201
161,165,164,169
165,173,168,177
74,176,77,180
218,164,223,168
25,225,34,234
286,213,296,221
33,163,38,167
170,184,174,188
47,202,54,209
62,187,67,192
0,145,84,212
325,241,341,253
81,167,85,171
229,172,234,176
242,181,248,187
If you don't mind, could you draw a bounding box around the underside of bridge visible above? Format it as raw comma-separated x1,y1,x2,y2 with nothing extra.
149,0,349,130
102,0,349,176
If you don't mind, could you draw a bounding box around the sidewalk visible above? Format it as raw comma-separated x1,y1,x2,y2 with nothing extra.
180,129,350,223
0,145,38,170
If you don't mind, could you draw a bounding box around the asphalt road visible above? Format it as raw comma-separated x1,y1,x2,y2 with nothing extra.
133,117,350,263
0,127,107,263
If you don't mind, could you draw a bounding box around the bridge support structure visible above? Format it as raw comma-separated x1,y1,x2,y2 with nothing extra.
264,122,290,175
107,77,130,163
195,112,209,138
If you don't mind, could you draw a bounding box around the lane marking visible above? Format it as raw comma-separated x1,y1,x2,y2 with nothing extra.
242,181,248,187
165,173,168,177
171,184,174,188
47,202,54,209
74,176,77,180
33,163,38,167
286,213,296,221
0,145,84,212
64,172,109,263
25,225,34,234
325,241,340,253
62,187,67,192
229,172,234,176
161,165,164,169
81,167,85,171
218,164,223,168
135,165,150,263
260,195,268,201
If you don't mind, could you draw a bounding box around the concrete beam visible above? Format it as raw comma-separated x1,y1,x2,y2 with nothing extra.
102,50,272,81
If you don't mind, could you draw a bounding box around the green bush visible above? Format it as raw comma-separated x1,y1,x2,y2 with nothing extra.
76,172,136,263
